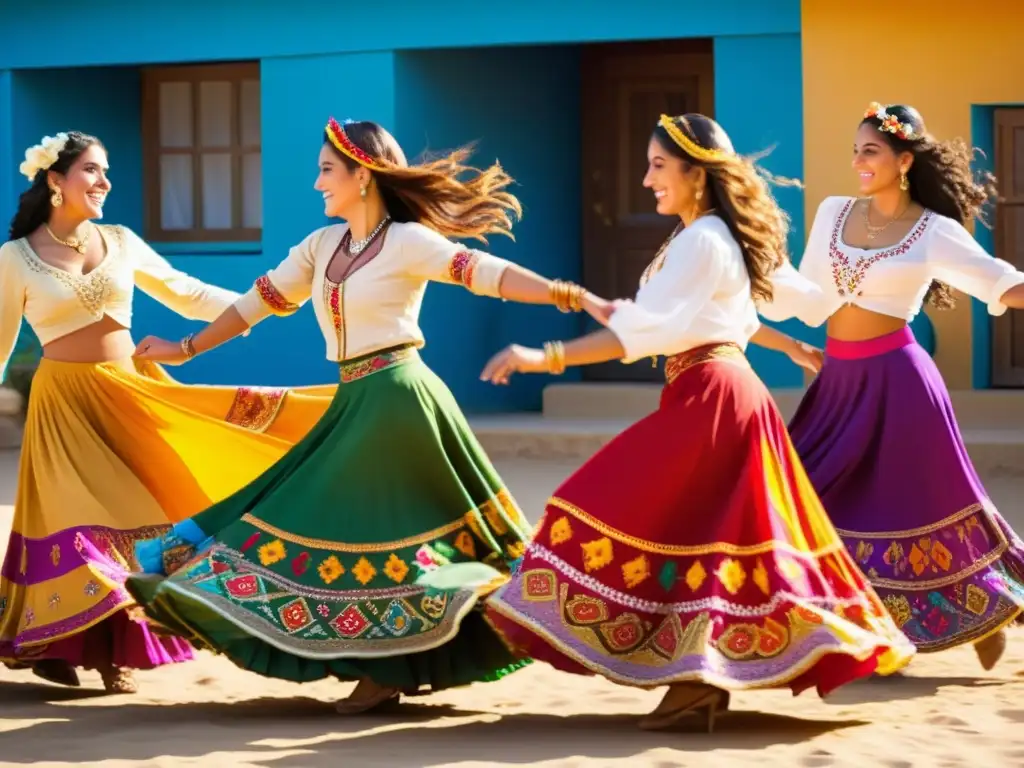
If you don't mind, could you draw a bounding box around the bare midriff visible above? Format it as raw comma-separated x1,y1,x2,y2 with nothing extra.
825,304,907,342
41,315,137,363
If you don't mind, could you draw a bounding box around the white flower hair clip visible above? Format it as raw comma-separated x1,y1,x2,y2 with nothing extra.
18,133,70,182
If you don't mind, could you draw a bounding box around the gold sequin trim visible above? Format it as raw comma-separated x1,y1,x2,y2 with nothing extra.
16,224,123,318
241,512,468,553
664,343,749,386
833,502,986,539
547,497,843,558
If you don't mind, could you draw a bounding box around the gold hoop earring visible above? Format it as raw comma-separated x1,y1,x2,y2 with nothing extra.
899,171,909,192
360,185,367,200
50,188,63,208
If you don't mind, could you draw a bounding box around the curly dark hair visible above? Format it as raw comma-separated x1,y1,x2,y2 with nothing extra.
8,131,103,242
652,114,799,303
860,105,997,310
324,121,521,243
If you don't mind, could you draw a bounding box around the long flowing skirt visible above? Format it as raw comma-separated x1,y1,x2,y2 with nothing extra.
789,326,1024,652
425,344,914,695
115,346,532,690
0,357,334,670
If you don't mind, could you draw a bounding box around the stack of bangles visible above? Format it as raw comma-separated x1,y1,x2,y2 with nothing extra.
550,280,586,313
543,341,567,375
180,333,199,361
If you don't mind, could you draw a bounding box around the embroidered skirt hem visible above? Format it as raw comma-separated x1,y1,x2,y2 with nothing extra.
0,357,332,669
116,349,532,689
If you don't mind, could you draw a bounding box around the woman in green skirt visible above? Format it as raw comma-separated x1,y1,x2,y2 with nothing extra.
110,117,611,713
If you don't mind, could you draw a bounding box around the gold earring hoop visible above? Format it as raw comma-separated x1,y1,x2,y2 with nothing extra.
899,171,909,192
50,188,63,208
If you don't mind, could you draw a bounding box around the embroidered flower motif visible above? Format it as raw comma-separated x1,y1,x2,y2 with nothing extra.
351,556,377,586
506,540,526,559
684,560,706,591
83,580,100,596
317,555,344,585
291,552,311,577
930,541,953,572
715,558,747,595
854,540,874,565
50,544,61,567
48,593,61,609
580,537,614,573
383,554,409,584
239,532,261,552
549,516,573,546
316,603,331,618
258,539,287,567
883,541,905,566
24,608,35,626
620,554,650,589
414,546,439,573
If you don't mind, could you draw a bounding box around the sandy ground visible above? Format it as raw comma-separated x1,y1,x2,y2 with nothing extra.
2,452,1024,767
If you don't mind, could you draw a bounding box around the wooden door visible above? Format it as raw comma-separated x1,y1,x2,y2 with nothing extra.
992,109,1024,387
580,41,714,381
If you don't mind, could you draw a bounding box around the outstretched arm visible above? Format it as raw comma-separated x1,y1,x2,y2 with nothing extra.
135,229,322,364
409,224,611,315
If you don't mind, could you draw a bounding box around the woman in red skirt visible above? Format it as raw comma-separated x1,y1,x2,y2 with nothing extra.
419,113,914,732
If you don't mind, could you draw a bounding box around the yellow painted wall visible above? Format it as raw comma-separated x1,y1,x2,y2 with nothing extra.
802,0,1024,387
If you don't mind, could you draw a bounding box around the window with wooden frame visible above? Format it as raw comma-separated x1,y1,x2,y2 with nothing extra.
141,62,261,243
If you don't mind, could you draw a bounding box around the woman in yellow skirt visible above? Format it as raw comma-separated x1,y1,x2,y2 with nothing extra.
0,131,334,693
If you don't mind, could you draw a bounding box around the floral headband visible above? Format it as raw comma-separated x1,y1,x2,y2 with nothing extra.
658,114,731,162
864,102,916,141
19,133,70,182
325,117,385,170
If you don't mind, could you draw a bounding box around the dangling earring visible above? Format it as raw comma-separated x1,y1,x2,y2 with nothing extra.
360,185,367,200
50,188,63,208
899,171,909,192
695,188,704,202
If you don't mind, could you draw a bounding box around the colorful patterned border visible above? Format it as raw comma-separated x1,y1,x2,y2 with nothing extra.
339,347,419,384
225,388,287,433
664,344,749,387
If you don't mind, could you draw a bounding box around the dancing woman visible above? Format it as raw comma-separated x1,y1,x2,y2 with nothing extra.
420,113,914,732
114,117,611,713
757,103,1024,668
0,132,333,693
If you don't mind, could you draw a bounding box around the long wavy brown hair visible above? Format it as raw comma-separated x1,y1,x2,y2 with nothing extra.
860,104,998,310
324,121,522,243
653,114,797,303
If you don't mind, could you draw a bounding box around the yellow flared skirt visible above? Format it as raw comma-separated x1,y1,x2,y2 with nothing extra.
0,357,334,668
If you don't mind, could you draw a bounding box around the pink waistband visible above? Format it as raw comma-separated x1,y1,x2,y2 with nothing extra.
825,326,915,360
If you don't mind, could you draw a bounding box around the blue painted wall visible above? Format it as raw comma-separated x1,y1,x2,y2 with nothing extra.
713,34,808,387
970,105,998,389
0,1,800,69
394,48,583,411
0,0,806,406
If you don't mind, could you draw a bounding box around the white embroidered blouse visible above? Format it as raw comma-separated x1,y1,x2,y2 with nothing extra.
607,215,763,362
760,195,1024,327
233,221,512,362
0,225,242,381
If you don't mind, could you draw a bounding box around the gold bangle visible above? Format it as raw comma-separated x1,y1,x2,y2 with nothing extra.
543,341,567,375
550,280,585,313
181,333,198,361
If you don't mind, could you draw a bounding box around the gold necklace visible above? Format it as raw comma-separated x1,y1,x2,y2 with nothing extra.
862,198,909,241
45,223,91,254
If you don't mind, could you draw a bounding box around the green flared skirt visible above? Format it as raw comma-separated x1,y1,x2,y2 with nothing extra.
123,346,531,690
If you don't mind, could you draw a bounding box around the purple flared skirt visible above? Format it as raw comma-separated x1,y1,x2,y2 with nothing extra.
789,326,1024,652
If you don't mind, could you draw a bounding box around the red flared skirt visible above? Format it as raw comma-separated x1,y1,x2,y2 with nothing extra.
486,344,914,695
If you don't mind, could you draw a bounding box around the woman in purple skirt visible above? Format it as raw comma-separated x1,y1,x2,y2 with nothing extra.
756,102,1024,669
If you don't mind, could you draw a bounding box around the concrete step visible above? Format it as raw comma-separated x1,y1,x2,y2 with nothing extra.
542,382,1024,429
469,414,1024,481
